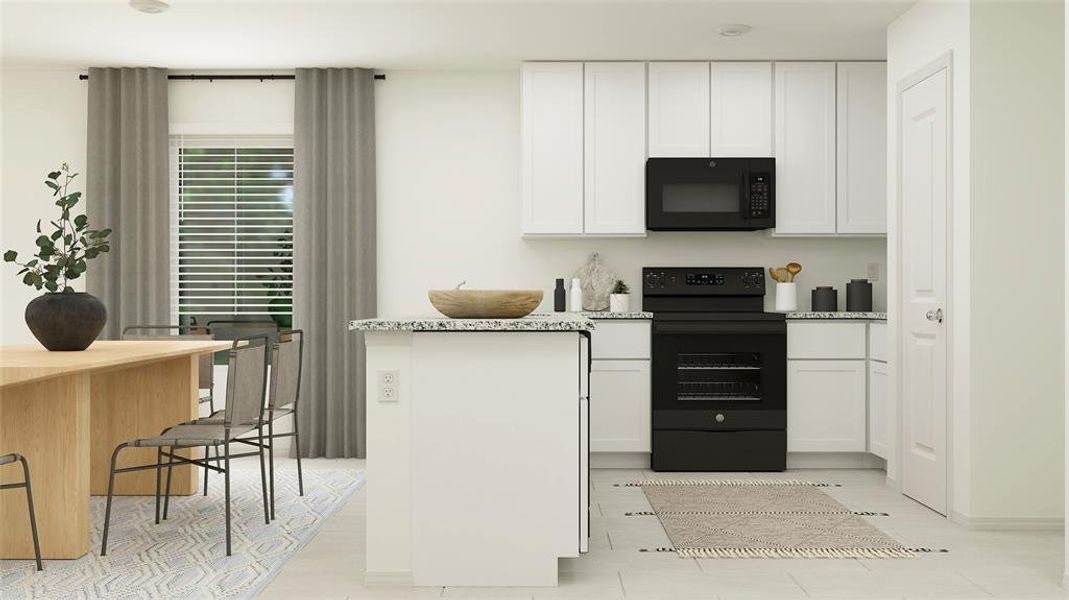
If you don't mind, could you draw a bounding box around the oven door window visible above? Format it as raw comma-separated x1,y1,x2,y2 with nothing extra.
662,183,741,213
652,327,786,411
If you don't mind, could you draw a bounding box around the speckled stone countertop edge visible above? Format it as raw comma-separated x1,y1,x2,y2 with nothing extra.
786,312,887,321
530,311,652,320
348,315,597,332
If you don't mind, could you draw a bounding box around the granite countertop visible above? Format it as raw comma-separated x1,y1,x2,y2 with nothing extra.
786,311,887,321
532,311,652,320
349,313,596,332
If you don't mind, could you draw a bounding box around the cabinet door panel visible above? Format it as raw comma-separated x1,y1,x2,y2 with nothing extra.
648,62,710,157
868,360,892,460
710,62,772,157
773,62,837,235
522,62,584,235
584,62,647,235
787,359,866,452
590,360,651,452
837,62,887,234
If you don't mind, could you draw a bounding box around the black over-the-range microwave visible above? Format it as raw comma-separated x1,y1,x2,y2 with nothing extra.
645,157,775,231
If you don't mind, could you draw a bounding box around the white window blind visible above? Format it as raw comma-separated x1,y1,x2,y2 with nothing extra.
171,136,294,320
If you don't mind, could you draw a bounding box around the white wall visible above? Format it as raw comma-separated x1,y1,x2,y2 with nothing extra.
374,70,887,317
887,0,972,519
0,68,88,344
889,0,1065,526
969,0,1063,525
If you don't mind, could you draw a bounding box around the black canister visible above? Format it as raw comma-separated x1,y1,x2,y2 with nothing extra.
846,279,873,312
554,278,567,312
811,286,838,312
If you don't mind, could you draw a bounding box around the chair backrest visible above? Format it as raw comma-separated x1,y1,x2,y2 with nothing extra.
122,325,214,389
223,336,270,430
206,320,280,346
269,329,303,411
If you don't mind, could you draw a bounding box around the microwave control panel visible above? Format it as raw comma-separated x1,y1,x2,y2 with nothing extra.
748,173,771,218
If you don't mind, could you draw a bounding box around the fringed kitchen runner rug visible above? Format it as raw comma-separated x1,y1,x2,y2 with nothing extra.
634,479,913,559
0,468,365,599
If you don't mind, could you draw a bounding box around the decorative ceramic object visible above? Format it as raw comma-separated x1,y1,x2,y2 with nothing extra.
609,279,630,313
428,288,543,319
573,252,615,311
3,164,112,351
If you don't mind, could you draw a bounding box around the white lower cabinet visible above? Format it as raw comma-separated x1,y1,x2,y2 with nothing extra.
590,360,651,452
787,359,867,452
867,359,891,460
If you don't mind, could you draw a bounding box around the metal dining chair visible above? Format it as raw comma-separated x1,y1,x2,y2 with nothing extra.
189,330,305,521
100,336,272,557
0,453,43,570
122,324,218,495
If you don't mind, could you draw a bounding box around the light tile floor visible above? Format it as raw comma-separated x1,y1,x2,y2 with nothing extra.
258,460,1067,600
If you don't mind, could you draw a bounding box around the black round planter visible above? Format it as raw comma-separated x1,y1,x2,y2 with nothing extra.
24,291,107,351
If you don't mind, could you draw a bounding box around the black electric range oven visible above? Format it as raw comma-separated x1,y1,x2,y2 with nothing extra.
644,267,786,472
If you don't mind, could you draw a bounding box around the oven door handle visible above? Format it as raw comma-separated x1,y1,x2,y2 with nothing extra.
653,321,785,335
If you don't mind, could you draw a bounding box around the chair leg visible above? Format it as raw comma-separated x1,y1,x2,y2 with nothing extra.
202,445,210,496
293,411,305,497
224,443,232,556
257,426,270,525
18,457,42,571
101,444,126,556
154,448,163,525
267,419,276,520
163,447,176,520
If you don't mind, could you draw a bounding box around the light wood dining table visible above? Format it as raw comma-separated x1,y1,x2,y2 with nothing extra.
0,340,232,559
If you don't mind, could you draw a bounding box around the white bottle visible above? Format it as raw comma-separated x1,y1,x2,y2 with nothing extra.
569,278,583,313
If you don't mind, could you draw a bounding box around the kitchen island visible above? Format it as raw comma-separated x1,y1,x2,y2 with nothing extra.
349,314,594,587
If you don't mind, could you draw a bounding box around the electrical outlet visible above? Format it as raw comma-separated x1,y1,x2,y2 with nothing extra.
867,262,880,282
378,370,400,402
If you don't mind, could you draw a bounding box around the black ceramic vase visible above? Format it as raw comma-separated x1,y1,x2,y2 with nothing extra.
24,291,107,351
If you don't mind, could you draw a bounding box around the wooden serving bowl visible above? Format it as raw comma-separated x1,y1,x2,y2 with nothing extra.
428,289,544,319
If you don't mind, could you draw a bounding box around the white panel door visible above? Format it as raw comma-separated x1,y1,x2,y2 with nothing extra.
837,62,888,234
899,66,949,515
590,360,651,452
773,62,837,235
584,62,647,235
521,62,584,235
868,360,891,460
710,62,772,157
787,360,867,452
648,62,710,157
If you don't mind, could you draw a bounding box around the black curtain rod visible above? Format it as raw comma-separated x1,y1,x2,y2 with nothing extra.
78,73,386,81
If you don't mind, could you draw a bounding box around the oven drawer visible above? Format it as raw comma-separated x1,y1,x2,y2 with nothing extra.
654,409,785,431
591,321,650,360
787,322,866,359
652,429,786,471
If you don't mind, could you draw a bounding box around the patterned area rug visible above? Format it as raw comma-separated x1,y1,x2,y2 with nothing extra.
0,468,364,599
637,479,913,559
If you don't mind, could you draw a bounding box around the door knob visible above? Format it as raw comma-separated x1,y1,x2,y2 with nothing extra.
925,308,944,323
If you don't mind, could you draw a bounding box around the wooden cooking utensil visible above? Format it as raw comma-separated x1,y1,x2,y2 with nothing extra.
786,262,802,282
769,267,782,283
773,267,790,283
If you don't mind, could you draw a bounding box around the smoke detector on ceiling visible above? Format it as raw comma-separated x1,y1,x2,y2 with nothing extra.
130,0,170,14
716,24,752,38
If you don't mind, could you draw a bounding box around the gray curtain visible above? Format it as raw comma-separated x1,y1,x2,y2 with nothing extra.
293,68,376,459
86,67,171,339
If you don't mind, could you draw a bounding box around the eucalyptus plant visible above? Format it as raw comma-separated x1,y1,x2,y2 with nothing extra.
3,164,111,293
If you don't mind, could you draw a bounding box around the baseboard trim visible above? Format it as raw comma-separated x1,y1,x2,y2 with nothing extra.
951,511,1064,531
786,452,886,470
591,452,650,469
365,571,414,586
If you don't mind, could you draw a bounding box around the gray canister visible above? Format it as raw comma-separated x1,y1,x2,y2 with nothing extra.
846,279,873,312
811,286,838,312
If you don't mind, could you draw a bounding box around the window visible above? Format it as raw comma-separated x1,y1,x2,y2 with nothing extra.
171,136,293,327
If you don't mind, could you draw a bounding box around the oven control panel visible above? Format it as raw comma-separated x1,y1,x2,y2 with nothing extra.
643,267,766,296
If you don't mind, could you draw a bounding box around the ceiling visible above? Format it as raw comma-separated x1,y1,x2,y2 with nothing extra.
1,0,914,70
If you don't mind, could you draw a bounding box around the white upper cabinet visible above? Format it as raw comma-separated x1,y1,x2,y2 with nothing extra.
648,62,710,157
773,62,837,235
521,62,584,235
837,62,888,234
710,62,772,157
584,62,647,235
